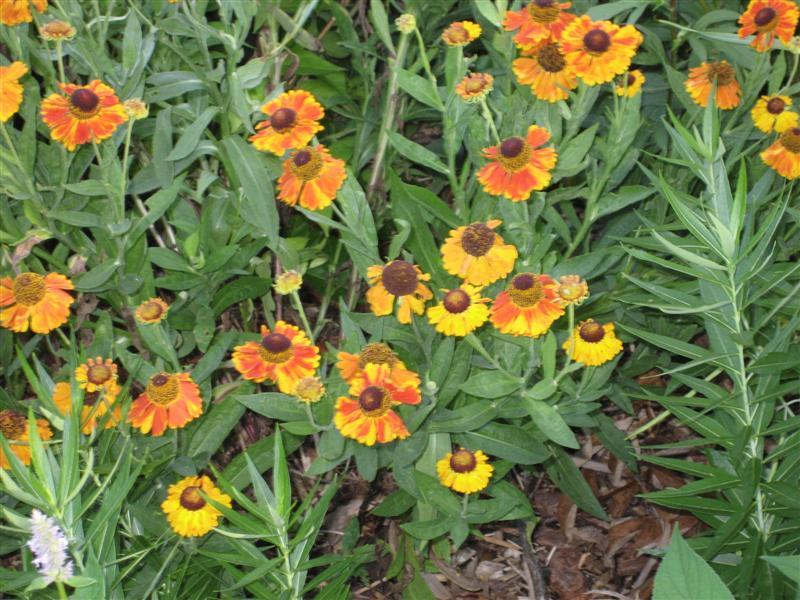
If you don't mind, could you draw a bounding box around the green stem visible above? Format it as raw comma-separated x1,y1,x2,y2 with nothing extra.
56,581,68,600
290,290,314,342
119,120,134,221
555,304,575,382
479,97,501,144
413,28,443,111
55,40,66,83
460,493,469,518
465,333,519,380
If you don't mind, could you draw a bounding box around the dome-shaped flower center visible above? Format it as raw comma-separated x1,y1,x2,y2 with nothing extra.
446,24,470,44
507,273,544,307
358,343,398,369
70,88,100,114
41,21,76,40
766,97,786,114
443,289,471,314
294,376,324,402
500,137,525,158
381,261,419,297
87,363,113,385
358,385,390,416
179,485,206,511
497,137,532,172
145,373,180,406
528,0,559,23
12,272,46,306
0,409,26,440
288,147,324,181
138,300,165,321
270,107,296,132
537,42,566,73
464,77,486,93
627,73,637,86
583,29,611,53
461,223,496,256
579,321,606,343
707,62,735,86
259,333,293,363
754,7,777,28
449,449,477,473
780,128,800,153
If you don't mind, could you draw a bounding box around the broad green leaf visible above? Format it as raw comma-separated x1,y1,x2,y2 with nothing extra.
653,528,734,600
523,397,579,449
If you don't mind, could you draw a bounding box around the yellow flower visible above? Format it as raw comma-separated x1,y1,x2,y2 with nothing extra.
123,98,149,120
455,73,494,103
39,20,75,41
0,409,52,469
74,357,118,393
395,13,416,34
427,285,490,337
442,21,481,46
274,270,303,295
554,275,589,306
751,95,798,134
293,376,325,403
562,320,623,366
161,475,232,537
134,297,169,324
614,69,645,97
560,16,643,86
366,260,432,324
441,220,518,286
436,448,493,494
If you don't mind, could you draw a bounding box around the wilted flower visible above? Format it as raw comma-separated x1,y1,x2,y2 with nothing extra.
293,376,325,403
274,270,303,295
555,275,589,306
123,98,149,120
455,73,494,103
134,297,169,324
395,13,416,34
27,510,74,585
40,20,76,41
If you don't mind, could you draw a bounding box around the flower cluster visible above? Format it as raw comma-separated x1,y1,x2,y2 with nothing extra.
26,510,74,585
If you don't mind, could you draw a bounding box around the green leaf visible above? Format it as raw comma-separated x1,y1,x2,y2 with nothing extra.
166,107,219,161
188,396,246,460
461,370,522,399
760,556,800,584
545,445,607,520
428,402,498,433
523,397,579,449
396,69,442,109
237,393,308,422
387,131,450,175
369,0,395,54
455,423,549,465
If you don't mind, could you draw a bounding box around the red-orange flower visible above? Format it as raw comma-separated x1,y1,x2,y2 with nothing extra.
231,321,320,393
761,127,800,179
277,145,346,211
560,16,643,85
249,90,324,156
366,260,433,324
490,273,564,337
477,126,558,201
337,342,421,387
738,0,799,52
685,61,741,110
0,0,47,26
512,41,578,103
0,409,52,469
41,80,128,151
128,372,203,436
0,272,73,334
503,1,575,50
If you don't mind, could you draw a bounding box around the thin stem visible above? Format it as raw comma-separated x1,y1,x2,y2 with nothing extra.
465,333,519,380
56,581,68,600
413,28,443,111
119,120,134,220
290,290,314,342
555,305,575,382
460,493,469,518
479,98,501,144
55,40,66,83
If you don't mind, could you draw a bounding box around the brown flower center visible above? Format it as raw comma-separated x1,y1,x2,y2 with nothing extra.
87,363,112,385
583,29,611,53
579,321,605,343
358,385,391,416
507,273,545,308
270,107,296,132
12,272,46,306
443,289,471,314
357,343,398,369
381,261,419,297
754,7,777,28
259,333,293,364
464,77,485,93
288,147,324,181
707,62,735,86
528,0,559,23
780,128,800,153
627,73,636,86
0,410,26,440
461,223,496,256
145,373,180,407
445,24,470,44
138,300,165,321
497,137,533,172
450,449,477,473
537,42,566,73
84,391,99,407
70,89,100,115
767,97,786,114
179,486,206,511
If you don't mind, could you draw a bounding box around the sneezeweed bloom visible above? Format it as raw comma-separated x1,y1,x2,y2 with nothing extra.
455,73,494,103
395,13,416,34
292,376,325,403
161,475,232,537
249,90,324,156
0,61,27,122
231,321,320,393
490,273,564,337
477,126,558,202
614,69,646,97
52,381,122,435
39,20,75,41
75,357,118,393
512,42,578,103
684,61,741,110
427,285,490,337
128,372,203,436
366,260,433,324
437,448,493,494
441,21,481,46
563,319,623,366
738,0,799,52
134,297,169,324
0,271,74,334
334,363,420,446
41,80,128,151
503,0,575,51
337,342,421,387
277,145,347,211
441,220,518,286
554,274,589,306
27,510,73,585
274,270,303,295
761,127,800,179
123,98,148,120
752,95,798,133
0,0,47,26
0,409,53,469
560,16,643,85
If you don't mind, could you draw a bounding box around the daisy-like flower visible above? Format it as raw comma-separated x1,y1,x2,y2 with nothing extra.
75,357,118,393
477,126,558,202
503,0,575,51
436,448,493,494
554,274,589,306
334,363,420,446
0,272,74,334
563,319,623,366
614,69,646,97
752,95,799,133
134,297,169,324
39,20,75,41
52,381,122,435
231,321,320,393
560,16,643,86
277,145,346,211
27,510,73,585
292,376,325,403
366,260,433,324
0,409,53,469
427,285,490,337
490,272,564,337
0,0,47,26
761,127,800,179
128,372,203,436
738,0,799,52
161,475,232,537
249,90,324,156
0,61,27,122
512,41,578,103
441,220,518,286
274,270,302,295
684,61,741,110
441,21,481,46
336,342,421,387
455,73,494,103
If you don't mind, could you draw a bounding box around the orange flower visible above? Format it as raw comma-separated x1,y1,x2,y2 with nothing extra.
52,381,122,435
39,20,75,41
738,0,799,52
684,61,741,110
366,260,433,324
249,90,324,156
277,145,346,211
135,297,169,324
490,273,564,337
441,220,518,286
0,0,47,26
441,21,481,46
0,272,73,334
334,363,420,446
0,61,27,122
0,409,52,469
512,42,577,103
503,1,575,50
455,73,494,103
560,16,643,85
41,80,128,151
231,321,320,393
761,127,800,179
128,372,203,436
75,357,118,393
614,69,645,97
337,342,422,387
477,126,558,201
